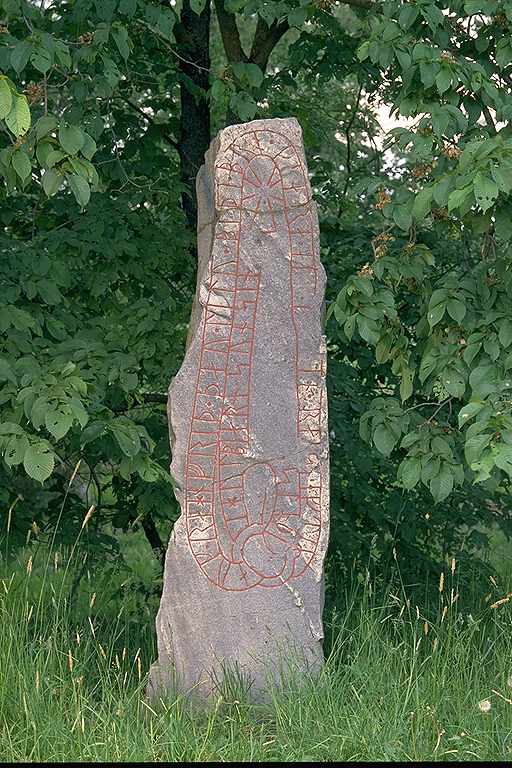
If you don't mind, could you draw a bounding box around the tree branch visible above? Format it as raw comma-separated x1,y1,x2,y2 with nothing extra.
216,0,374,72
214,0,248,63
108,392,168,414
482,104,497,135
141,392,168,405
342,84,363,198
250,17,290,71
341,0,374,7
174,0,211,233
116,94,180,151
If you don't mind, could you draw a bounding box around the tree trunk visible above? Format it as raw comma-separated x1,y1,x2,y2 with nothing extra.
141,513,166,569
175,0,211,234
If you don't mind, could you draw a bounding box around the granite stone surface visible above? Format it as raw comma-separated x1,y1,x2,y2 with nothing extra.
148,118,329,701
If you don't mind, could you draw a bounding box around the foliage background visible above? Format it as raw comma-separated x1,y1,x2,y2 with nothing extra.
0,0,510,612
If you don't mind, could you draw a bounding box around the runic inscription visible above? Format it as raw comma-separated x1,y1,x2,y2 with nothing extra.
149,118,329,700
185,127,327,591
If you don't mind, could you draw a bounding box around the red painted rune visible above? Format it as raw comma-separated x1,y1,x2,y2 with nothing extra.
184,128,327,591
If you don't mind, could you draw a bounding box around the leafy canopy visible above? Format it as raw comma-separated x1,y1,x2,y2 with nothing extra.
0,0,510,582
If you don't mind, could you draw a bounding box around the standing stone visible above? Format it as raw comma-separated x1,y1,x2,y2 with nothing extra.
149,117,329,701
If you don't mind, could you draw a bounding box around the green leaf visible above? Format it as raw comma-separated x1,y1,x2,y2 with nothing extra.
427,301,446,328
137,456,165,483
412,187,433,221
229,91,257,121
288,6,308,26
0,357,16,384
469,364,498,397
42,168,63,197
12,150,31,181
54,39,71,68
395,49,411,70
465,433,491,465
373,423,398,456
11,40,32,74
5,94,30,137
433,177,451,206
473,172,498,212
0,422,24,436
68,156,92,179
59,124,85,155
4,434,28,467
448,186,471,213
190,0,206,13
421,454,440,483
112,24,130,60
68,174,90,207
30,46,53,74
356,314,379,344
484,334,499,361
353,276,374,297
376,337,391,364
46,149,66,168
491,164,512,194
23,441,55,483
36,140,53,166
357,41,370,61
93,23,110,47
119,0,137,15
344,314,356,340
398,4,419,28
419,352,437,383
231,62,264,89
446,298,466,324
464,97,481,125
496,40,512,68
0,78,12,119
429,288,448,309
393,205,412,231
80,421,106,446
37,279,61,304
36,114,57,140
399,456,421,489
30,396,49,430
430,464,454,502
45,408,73,441
499,319,512,348
69,396,88,428
475,30,491,53
109,419,141,457
431,436,452,459
493,443,512,478
400,367,414,402
81,133,97,161
435,68,452,95
431,106,449,137
463,342,481,366
471,452,494,483
209,78,228,105
458,401,484,428
420,61,439,89
441,367,466,398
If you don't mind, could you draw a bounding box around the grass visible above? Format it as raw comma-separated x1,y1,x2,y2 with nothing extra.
0,543,511,763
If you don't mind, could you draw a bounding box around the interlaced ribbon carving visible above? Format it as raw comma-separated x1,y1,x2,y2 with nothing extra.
184,128,326,591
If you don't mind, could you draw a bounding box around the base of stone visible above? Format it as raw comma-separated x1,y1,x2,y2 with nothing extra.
147,648,324,705
146,525,325,704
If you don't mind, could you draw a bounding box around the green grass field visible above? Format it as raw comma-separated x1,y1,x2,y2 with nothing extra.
0,538,511,763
